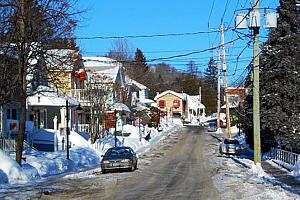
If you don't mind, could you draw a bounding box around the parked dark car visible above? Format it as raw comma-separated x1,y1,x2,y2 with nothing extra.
219,138,242,155
207,122,217,132
101,146,138,174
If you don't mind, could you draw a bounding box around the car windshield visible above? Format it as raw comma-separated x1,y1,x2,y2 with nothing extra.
105,148,132,156
223,139,240,145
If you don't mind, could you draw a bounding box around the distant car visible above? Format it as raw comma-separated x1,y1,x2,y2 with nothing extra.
207,122,217,132
219,138,242,155
101,146,138,174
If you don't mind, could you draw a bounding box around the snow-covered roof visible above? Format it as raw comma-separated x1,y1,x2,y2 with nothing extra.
27,86,79,107
111,103,131,113
83,56,121,71
139,98,155,104
125,76,148,90
154,90,186,101
46,49,79,71
83,57,122,83
188,95,205,109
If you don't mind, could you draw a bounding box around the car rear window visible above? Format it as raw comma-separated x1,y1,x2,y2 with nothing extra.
105,148,132,156
224,139,240,145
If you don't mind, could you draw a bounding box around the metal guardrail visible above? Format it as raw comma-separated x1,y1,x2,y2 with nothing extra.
271,148,300,166
0,138,16,152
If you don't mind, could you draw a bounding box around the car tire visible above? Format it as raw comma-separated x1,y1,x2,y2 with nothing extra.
130,162,135,172
102,169,106,174
134,162,138,170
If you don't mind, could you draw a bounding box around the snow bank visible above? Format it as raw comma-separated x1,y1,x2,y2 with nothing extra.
250,163,270,178
291,160,300,177
0,150,28,185
0,117,181,187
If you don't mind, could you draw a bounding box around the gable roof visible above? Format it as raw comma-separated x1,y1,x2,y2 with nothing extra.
83,56,123,84
187,95,205,109
27,86,79,107
154,90,186,101
125,76,148,90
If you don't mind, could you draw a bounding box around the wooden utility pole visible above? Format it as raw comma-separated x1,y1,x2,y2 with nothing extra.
199,86,202,117
221,23,231,138
252,0,261,164
66,100,70,160
217,48,221,129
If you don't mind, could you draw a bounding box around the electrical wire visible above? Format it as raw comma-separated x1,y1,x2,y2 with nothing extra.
148,36,247,63
76,30,221,40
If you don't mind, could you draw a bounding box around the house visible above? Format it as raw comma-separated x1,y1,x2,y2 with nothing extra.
69,56,128,134
0,103,21,138
221,87,246,109
186,95,206,122
154,90,188,119
154,90,206,122
124,76,153,108
27,86,79,130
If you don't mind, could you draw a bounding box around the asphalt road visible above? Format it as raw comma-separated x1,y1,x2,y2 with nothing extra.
31,126,220,200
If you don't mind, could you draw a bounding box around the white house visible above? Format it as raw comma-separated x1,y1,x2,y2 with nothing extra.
124,76,153,108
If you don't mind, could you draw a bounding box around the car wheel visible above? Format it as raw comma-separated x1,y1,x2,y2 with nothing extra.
134,161,138,170
102,169,106,174
130,162,135,172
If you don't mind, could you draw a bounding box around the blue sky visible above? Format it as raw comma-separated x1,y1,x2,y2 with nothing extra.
75,0,279,86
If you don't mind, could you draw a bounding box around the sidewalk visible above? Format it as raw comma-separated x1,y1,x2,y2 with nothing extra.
210,128,300,193
262,161,300,192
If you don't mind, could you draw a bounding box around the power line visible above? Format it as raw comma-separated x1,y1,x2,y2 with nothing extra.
76,30,221,40
81,45,251,55
147,36,247,62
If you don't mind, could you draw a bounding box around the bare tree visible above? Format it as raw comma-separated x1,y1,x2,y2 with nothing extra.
84,70,113,143
107,39,133,62
0,0,79,165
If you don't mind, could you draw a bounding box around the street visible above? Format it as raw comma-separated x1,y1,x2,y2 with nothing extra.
36,126,219,200
1,126,298,200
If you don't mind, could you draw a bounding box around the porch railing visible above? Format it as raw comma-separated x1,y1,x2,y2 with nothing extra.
78,124,90,133
270,148,300,167
69,89,90,106
0,138,16,152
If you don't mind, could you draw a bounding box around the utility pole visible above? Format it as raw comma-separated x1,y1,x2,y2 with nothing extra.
199,86,202,117
217,48,221,129
221,23,231,138
252,0,261,164
66,100,70,160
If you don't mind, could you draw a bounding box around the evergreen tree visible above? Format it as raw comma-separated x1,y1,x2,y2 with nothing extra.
127,48,149,84
204,57,218,90
245,0,300,152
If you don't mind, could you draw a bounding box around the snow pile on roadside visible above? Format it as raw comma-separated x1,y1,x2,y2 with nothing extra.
0,117,180,187
0,150,28,185
23,147,100,178
250,163,270,178
0,146,100,187
291,160,300,178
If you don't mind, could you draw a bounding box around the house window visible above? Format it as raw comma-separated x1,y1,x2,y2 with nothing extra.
173,100,180,109
158,100,165,108
7,109,18,120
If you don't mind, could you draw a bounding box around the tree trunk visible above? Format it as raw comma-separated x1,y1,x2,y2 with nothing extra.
16,0,26,166
16,94,26,165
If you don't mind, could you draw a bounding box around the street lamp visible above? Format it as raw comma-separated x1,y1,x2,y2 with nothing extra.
75,104,84,132
66,100,83,160
114,109,117,147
